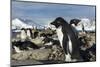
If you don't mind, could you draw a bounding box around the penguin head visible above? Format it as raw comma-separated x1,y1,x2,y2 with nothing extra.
50,17,66,28
70,19,81,26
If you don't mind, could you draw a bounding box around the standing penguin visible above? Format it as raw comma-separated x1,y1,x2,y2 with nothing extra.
26,28,33,39
20,28,27,41
70,19,81,38
70,19,86,36
50,17,82,62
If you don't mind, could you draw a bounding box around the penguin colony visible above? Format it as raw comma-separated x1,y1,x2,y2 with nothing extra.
12,17,96,62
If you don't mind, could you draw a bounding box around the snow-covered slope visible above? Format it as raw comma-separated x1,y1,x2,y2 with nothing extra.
12,18,95,32
12,18,33,29
74,18,95,31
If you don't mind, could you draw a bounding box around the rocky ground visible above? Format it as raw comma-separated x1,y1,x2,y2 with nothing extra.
11,45,65,66
11,29,96,66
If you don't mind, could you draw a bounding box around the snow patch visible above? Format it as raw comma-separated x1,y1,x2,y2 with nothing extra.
12,18,33,29
74,18,95,31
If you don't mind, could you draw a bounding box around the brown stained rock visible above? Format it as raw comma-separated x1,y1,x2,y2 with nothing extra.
29,49,51,60
11,46,65,61
30,37,44,46
49,45,65,61
12,51,31,60
12,49,52,61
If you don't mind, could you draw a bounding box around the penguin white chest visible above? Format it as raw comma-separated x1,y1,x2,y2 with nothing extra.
27,30,31,38
20,30,27,40
56,27,63,47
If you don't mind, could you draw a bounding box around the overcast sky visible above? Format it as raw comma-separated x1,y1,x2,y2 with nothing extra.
12,1,96,26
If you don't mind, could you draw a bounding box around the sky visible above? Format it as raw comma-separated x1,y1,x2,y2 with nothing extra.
12,1,96,26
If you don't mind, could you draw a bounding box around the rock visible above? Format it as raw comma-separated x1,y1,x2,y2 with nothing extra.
49,45,65,61
11,45,65,61
30,37,44,46
12,51,30,60
29,49,51,60
12,49,52,60
79,32,96,61
79,32,95,48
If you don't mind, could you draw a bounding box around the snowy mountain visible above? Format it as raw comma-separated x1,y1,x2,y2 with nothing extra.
74,18,95,31
12,18,95,32
12,18,45,30
12,18,33,29
24,19,45,29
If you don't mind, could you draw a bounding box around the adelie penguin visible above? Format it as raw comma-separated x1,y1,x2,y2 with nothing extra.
26,28,33,39
70,19,87,35
50,17,82,62
20,28,27,41
70,19,81,38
